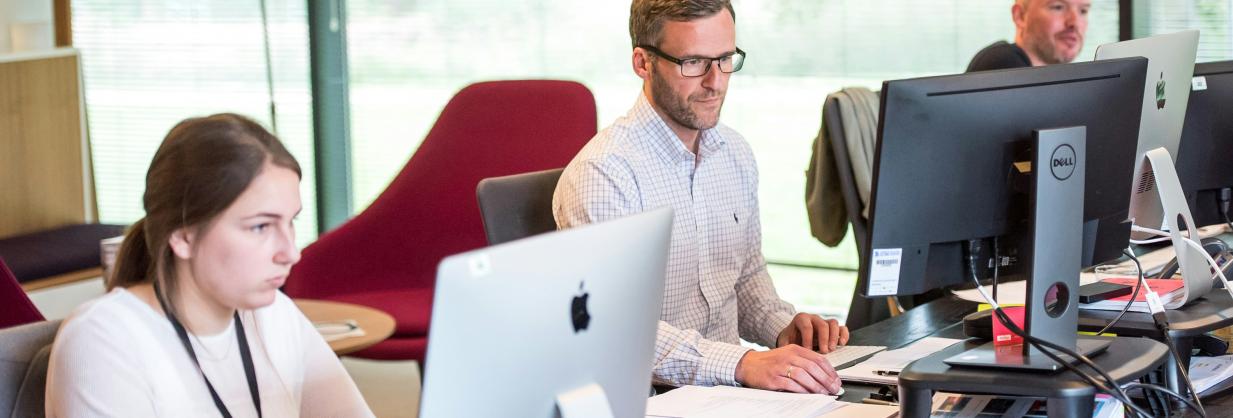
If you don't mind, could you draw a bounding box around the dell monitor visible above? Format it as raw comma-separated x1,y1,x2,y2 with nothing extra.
419,207,672,418
860,58,1147,299
861,59,1148,370
1176,60,1233,229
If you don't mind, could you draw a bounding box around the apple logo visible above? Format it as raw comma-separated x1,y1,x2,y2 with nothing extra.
571,281,591,333
1156,72,1167,110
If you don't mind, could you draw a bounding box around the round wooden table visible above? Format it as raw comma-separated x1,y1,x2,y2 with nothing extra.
294,299,396,356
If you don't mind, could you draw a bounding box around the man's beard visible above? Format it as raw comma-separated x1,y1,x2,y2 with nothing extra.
650,63,724,131
1028,30,1080,64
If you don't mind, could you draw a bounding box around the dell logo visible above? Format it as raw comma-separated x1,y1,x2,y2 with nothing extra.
1050,144,1077,181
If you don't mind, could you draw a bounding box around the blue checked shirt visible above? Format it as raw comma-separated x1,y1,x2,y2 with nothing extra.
553,93,797,387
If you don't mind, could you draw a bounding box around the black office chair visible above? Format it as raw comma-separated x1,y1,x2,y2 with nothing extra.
824,92,950,330
1,320,60,417
823,95,894,330
475,168,565,245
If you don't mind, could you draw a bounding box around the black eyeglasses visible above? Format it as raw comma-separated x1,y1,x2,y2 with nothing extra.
638,45,746,77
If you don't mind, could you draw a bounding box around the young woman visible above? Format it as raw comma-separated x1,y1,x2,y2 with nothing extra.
47,114,374,417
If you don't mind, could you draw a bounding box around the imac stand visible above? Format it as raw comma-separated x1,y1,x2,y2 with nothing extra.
555,383,615,418
1130,147,1211,307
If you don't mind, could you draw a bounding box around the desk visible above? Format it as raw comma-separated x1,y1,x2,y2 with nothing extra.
838,296,1178,417
1079,291,1233,399
295,299,396,355
836,296,977,404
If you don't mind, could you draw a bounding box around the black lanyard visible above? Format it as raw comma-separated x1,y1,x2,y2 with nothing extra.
154,282,262,418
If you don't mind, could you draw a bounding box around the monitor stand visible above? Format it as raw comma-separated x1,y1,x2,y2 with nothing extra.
1129,147,1213,307
555,383,615,418
943,126,1105,371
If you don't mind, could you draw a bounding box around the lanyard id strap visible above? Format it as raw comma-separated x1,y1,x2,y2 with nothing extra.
154,282,263,418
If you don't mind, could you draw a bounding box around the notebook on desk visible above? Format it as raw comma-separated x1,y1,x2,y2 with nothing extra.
1077,278,1187,313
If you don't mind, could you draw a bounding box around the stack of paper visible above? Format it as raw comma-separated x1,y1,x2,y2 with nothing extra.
952,275,1102,305
1104,224,1229,277
1189,355,1233,394
645,386,840,418
314,319,366,342
1078,278,1186,313
836,337,964,385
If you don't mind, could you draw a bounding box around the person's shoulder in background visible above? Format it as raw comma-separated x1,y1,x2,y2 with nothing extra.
966,41,1032,73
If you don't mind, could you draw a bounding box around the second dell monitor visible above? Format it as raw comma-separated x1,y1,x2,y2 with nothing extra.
861,57,1148,297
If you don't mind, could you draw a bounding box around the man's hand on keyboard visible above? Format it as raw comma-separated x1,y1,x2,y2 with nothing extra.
734,345,842,394
776,313,850,353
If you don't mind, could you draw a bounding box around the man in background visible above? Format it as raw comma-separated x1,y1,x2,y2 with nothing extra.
967,0,1090,72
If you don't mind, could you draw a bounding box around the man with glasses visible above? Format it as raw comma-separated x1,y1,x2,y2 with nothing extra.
967,0,1090,72
553,0,846,394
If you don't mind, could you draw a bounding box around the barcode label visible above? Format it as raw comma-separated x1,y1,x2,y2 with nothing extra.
1193,76,1208,91
868,248,902,296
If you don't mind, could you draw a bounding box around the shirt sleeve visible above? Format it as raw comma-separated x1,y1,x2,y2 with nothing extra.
290,297,375,418
554,155,753,387
652,320,751,387
47,312,159,417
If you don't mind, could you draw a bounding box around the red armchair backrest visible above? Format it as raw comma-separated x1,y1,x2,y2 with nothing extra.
286,80,597,298
0,258,44,329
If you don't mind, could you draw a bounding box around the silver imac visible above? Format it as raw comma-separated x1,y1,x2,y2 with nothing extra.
419,207,673,418
1095,30,1207,307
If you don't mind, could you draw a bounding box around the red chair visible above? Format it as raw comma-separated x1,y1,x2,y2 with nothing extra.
284,80,597,362
0,257,44,330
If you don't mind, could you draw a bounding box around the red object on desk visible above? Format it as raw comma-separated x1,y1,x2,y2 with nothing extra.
992,306,1025,346
1099,278,1185,301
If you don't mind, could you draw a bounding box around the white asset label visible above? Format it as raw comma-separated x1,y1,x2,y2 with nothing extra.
1193,76,1208,91
467,254,492,277
868,248,903,296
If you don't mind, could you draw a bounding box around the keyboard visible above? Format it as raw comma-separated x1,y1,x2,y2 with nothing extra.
823,345,887,369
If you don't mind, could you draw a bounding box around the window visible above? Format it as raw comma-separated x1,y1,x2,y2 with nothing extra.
72,0,318,246
1134,0,1233,61
345,0,1119,270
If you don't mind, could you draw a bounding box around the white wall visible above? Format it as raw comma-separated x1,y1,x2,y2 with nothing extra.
0,0,54,54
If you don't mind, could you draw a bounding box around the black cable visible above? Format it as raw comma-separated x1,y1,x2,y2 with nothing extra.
1151,312,1207,417
984,304,1148,417
1125,382,1204,415
1096,247,1145,336
965,240,1150,417
1219,188,1232,232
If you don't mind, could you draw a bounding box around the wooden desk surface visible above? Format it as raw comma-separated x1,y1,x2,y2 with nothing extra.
294,299,396,356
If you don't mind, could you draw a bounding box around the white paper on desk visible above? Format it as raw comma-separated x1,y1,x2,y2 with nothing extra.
816,401,898,418
951,275,1101,305
645,385,837,418
837,337,964,385
1188,355,1233,393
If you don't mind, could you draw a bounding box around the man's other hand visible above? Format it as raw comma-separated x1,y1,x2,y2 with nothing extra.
776,313,850,353
733,345,841,394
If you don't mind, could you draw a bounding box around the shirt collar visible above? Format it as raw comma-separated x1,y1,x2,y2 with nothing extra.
631,92,727,164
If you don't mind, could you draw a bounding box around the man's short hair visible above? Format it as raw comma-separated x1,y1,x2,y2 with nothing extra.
629,0,735,48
